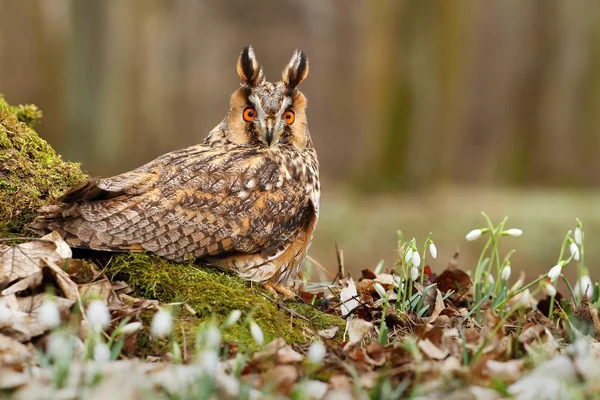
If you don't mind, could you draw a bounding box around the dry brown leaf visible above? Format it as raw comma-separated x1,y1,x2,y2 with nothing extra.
0,367,29,390
364,342,386,366
0,295,31,341
78,279,114,303
0,333,31,366
318,326,339,339
428,289,445,324
1,273,43,296
276,345,304,364
264,364,298,396
328,375,353,391
17,293,74,338
345,318,373,349
42,257,79,302
418,339,449,360
434,267,471,295
0,232,71,295
485,359,524,382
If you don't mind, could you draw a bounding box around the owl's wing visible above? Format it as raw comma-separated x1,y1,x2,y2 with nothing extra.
33,144,312,261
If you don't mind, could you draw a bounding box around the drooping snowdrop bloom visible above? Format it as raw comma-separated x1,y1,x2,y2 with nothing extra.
39,299,61,329
429,243,437,259
87,300,110,332
404,248,414,266
574,276,594,301
224,309,242,328
487,274,495,285
204,324,222,349
569,242,580,261
119,322,142,335
520,289,530,308
250,321,264,345
548,264,562,282
373,283,387,300
574,227,583,246
93,342,111,364
501,265,511,281
307,341,326,364
504,228,523,237
545,283,557,297
410,266,419,281
151,309,173,338
47,332,73,361
412,251,421,269
199,350,219,376
465,229,483,241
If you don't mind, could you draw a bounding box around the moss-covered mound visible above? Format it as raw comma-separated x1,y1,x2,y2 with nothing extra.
0,95,87,236
0,94,344,348
107,254,344,348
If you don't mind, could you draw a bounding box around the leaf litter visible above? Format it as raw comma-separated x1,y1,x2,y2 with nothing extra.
0,230,599,399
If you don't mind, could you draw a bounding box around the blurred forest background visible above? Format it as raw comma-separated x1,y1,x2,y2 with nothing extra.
1,0,599,282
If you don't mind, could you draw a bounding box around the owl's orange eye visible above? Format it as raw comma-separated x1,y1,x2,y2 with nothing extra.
243,107,256,122
283,110,295,125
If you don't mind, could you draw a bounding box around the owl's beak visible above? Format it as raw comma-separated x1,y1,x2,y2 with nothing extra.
264,118,275,146
265,128,274,146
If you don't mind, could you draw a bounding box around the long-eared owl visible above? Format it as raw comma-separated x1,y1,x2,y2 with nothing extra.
30,46,319,286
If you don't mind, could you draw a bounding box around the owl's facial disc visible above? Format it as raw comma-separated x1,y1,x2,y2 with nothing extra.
248,92,293,148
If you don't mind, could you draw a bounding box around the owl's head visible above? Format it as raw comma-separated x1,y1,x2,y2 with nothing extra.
225,46,310,150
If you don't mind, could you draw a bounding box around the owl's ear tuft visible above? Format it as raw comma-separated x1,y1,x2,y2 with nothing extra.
237,45,265,86
282,49,309,89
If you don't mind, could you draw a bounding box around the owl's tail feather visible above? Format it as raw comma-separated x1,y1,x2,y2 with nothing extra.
28,204,144,253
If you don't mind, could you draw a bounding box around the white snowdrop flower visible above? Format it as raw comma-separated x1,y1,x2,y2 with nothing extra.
250,321,264,345
47,333,73,360
392,275,402,286
93,342,111,364
307,341,326,364
487,274,495,285
205,324,222,349
574,275,594,300
86,300,110,332
548,264,562,282
373,283,387,299
410,266,419,282
429,243,437,259
545,283,557,297
224,309,242,328
569,242,580,261
520,289,530,308
151,309,173,338
404,248,414,266
574,227,583,246
119,322,142,335
199,350,219,376
501,265,511,281
465,229,482,241
412,251,421,269
504,228,523,237
39,299,61,329
303,380,329,400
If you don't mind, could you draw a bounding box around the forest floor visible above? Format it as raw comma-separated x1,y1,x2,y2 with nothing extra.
2,96,600,399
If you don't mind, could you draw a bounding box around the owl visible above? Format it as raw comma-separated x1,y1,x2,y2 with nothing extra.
30,46,319,288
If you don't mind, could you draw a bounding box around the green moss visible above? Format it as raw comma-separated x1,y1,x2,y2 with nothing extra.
0,94,87,236
105,253,345,350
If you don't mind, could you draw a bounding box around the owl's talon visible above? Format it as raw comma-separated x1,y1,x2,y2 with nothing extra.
263,280,296,299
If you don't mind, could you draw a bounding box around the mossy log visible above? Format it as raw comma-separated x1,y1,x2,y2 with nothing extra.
0,95,344,348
